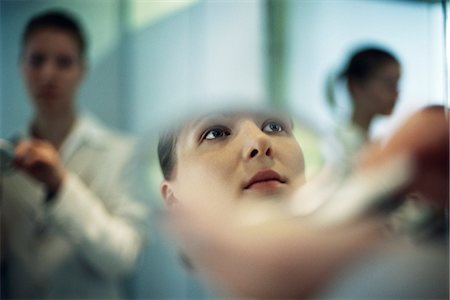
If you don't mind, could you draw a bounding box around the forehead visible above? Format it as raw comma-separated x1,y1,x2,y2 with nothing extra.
23,28,80,55
373,60,401,75
382,62,400,74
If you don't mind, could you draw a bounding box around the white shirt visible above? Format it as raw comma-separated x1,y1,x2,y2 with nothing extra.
1,115,149,299
322,121,367,168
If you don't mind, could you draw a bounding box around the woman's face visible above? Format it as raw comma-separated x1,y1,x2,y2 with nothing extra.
356,61,401,115
21,28,84,117
161,111,305,206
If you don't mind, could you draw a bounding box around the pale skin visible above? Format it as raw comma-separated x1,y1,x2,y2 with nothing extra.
160,111,306,207
14,28,85,195
168,205,384,298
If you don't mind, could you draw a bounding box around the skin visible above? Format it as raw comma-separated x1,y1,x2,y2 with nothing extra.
21,28,84,120
168,205,383,299
14,28,85,194
350,61,401,132
160,111,306,207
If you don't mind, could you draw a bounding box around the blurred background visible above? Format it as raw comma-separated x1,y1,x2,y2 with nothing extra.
0,0,446,138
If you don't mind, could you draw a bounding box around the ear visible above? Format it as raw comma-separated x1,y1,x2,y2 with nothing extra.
160,180,178,207
348,79,364,99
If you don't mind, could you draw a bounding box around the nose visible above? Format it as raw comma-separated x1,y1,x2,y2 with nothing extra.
40,61,58,83
242,123,273,160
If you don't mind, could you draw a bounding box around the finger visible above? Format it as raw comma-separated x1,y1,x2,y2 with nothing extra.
13,142,34,168
29,138,53,149
14,140,33,158
14,143,48,169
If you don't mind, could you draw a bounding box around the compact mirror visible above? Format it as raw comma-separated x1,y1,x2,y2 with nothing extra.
128,103,331,214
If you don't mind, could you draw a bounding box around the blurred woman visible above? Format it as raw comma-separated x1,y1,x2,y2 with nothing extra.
324,48,399,166
328,47,401,139
1,10,147,299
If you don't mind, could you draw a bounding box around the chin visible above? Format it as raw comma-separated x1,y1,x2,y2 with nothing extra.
243,187,292,201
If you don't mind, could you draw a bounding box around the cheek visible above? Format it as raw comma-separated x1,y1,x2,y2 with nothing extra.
24,75,40,98
281,141,305,175
365,84,381,99
362,85,385,110
23,71,36,87
174,156,238,203
65,73,82,89
385,87,398,100
376,89,396,110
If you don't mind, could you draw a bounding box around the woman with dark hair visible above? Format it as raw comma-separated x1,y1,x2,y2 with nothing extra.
1,10,147,299
324,46,401,168
328,47,401,137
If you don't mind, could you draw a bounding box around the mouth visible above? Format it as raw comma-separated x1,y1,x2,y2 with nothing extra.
244,169,287,191
39,83,58,93
38,88,58,99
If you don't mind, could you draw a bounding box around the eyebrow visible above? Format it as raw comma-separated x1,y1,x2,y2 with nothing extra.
183,114,229,143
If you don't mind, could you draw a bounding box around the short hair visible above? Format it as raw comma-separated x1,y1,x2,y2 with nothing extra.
340,47,399,82
21,10,87,59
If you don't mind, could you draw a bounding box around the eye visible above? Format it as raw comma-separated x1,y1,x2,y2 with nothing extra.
202,126,231,140
262,120,285,133
56,55,75,69
29,54,45,68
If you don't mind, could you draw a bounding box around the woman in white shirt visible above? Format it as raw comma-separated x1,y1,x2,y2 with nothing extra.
1,10,148,299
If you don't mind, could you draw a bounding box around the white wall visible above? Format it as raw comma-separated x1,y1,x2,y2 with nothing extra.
126,0,266,133
284,0,445,137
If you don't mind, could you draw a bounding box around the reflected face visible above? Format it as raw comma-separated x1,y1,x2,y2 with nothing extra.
161,111,305,206
358,61,401,115
21,28,84,116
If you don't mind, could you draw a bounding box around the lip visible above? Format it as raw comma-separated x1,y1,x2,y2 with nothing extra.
38,88,58,99
244,169,287,190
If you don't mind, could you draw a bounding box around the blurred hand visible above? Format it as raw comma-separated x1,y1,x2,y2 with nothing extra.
167,198,383,299
357,106,449,207
14,139,66,194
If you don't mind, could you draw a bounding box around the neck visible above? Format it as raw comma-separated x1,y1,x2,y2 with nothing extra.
32,110,77,149
351,107,373,137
